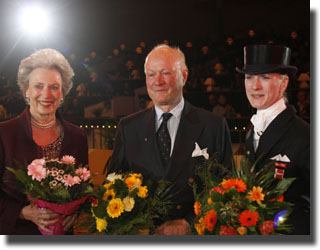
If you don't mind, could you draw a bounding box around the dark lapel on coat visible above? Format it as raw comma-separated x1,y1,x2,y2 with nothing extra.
255,106,294,162
245,127,256,164
144,106,166,175
165,101,205,179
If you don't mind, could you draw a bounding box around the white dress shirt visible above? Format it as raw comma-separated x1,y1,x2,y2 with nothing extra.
154,98,184,155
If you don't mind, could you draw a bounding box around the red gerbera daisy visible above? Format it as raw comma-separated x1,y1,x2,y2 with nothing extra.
219,225,238,235
204,209,217,232
239,209,259,227
222,178,247,192
259,220,274,235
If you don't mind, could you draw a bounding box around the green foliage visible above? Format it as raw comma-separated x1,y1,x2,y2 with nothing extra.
193,157,295,235
87,173,177,235
6,157,95,204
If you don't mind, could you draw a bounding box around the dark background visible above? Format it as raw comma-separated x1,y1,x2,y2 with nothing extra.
0,0,310,76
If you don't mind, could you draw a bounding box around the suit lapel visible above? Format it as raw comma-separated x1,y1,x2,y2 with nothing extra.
255,107,294,162
144,107,166,174
165,102,204,179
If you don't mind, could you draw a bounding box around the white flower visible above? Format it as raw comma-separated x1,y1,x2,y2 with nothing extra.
192,142,209,160
106,172,123,182
123,196,135,212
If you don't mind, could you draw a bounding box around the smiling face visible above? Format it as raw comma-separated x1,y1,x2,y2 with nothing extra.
26,68,63,120
244,73,288,110
145,48,188,112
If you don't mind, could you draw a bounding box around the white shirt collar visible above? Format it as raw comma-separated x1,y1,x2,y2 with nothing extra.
251,97,287,135
155,98,184,122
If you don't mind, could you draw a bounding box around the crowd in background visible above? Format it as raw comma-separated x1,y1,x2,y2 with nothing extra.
0,29,310,122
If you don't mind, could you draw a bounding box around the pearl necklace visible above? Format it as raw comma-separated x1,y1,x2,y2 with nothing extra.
31,117,56,129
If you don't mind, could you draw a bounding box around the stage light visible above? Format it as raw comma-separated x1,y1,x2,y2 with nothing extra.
19,5,50,36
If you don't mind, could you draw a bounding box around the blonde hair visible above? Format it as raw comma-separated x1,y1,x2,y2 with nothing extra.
17,48,74,99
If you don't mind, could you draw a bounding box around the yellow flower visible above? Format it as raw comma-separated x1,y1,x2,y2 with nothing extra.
137,186,148,198
195,217,205,235
131,173,142,179
207,197,212,205
123,196,135,212
107,198,124,218
125,175,142,190
96,218,107,232
237,226,247,235
103,182,113,189
247,186,265,204
102,188,115,201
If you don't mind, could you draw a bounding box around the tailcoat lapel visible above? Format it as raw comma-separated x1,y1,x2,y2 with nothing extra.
245,128,256,164
255,107,294,163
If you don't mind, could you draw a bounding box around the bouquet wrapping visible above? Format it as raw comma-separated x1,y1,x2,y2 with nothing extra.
7,155,95,235
28,195,94,235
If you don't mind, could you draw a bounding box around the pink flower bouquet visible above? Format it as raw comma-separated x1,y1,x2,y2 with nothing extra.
7,155,95,235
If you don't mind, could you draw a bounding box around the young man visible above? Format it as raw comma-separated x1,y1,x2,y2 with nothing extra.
236,45,310,235
108,44,233,234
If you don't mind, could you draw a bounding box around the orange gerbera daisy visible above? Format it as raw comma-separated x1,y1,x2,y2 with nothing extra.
204,209,217,232
221,178,247,192
246,186,265,204
194,201,202,216
239,209,259,227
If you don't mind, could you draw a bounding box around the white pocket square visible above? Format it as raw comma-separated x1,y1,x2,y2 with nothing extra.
192,142,209,160
270,154,291,162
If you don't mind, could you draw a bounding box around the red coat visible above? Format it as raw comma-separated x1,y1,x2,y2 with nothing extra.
0,107,88,234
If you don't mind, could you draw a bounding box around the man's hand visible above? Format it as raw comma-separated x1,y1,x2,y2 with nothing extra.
154,219,191,235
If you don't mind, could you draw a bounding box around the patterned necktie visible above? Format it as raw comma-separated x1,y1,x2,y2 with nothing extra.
157,113,172,168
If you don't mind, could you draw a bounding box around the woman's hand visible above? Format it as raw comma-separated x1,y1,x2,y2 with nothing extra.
21,204,59,233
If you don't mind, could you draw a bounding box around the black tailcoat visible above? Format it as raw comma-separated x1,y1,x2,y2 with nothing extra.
245,105,310,234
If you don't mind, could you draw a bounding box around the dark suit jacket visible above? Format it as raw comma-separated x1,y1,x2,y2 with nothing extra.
0,106,88,235
108,101,233,221
245,105,310,234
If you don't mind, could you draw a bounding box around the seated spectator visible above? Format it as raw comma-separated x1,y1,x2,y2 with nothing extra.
297,72,310,89
63,97,84,118
212,94,239,118
75,82,87,96
203,77,216,92
84,100,114,118
203,93,217,111
294,90,310,117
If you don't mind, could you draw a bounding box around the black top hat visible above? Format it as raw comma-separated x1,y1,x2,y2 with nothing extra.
236,45,297,76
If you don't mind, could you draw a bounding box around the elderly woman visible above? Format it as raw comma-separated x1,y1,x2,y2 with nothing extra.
0,49,88,234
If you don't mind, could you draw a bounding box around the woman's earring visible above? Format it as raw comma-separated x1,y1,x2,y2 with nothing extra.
25,94,30,104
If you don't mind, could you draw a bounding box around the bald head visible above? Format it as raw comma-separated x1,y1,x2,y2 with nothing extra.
144,44,189,112
144,44,188,73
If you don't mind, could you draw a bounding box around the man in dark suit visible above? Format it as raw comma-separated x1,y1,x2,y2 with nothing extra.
108,44,233,234
236,45,310,235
